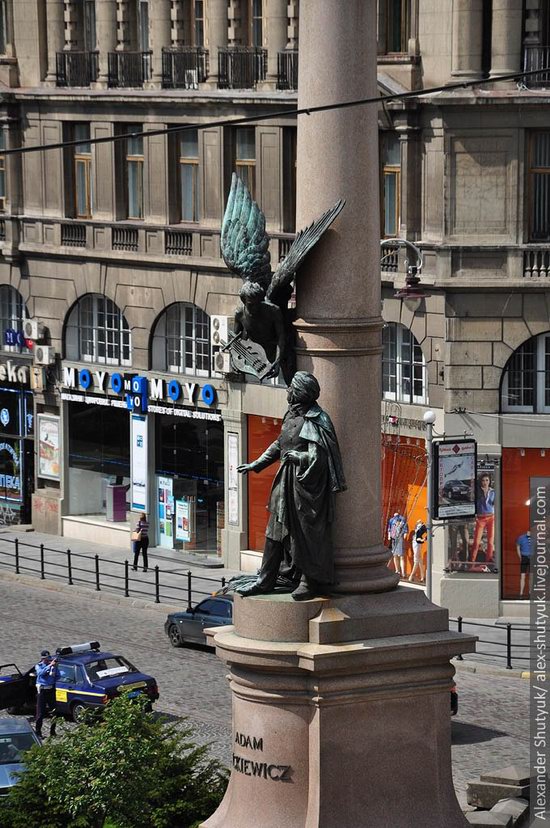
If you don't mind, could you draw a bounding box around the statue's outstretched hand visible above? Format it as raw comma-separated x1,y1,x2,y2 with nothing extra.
237,463,254,474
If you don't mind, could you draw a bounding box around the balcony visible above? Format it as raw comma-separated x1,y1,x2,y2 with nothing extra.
108,51,152,88
218,47,267,89
162,47,209,89
523,46,550,89
277,50,298,90
112,227,138,252
56,51,99,87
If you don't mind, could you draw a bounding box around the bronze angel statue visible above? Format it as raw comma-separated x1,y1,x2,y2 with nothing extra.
220,173,344,386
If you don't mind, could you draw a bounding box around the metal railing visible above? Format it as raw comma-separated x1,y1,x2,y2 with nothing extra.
524,248,550,277
162,47,209,88
108,51,152,88
218,47,267,89
523,45,550,89
452,616,531,670
380,241,400,272
277,50,298,90
61,223,86,248
56,51,99,87
112,227,138,252
0,537,226,610
165,230,192,256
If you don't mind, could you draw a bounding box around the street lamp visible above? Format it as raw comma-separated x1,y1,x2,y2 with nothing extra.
423,409,436,602
380,238,429,312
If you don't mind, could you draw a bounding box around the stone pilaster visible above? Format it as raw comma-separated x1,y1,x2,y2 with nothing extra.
264,0,287,81
94,0,117,86
116,0,131,49
451,0,483,79
295,0,398,594
147,0,171,85
170,0,185,46
287,0,299,48
206,0,228,85
64,1,80,49
490,0,523,82
45,0,65,85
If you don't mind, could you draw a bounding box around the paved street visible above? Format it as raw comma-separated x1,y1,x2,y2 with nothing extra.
0,575,529,800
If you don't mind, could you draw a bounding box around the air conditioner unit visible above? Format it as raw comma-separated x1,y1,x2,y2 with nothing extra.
23,318,45,341
213,351,232,375
34,345,56,366
184,69,198,90
211,315,233,376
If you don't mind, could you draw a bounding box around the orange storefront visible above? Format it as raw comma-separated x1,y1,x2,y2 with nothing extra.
247,414,282,551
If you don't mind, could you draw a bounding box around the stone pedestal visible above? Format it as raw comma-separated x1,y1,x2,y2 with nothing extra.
202,589,476,828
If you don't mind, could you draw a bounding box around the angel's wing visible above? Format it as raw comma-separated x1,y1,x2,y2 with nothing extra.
267,199,345,306
220,173,272,289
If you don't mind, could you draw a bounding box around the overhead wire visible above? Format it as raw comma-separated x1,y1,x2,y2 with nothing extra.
0,67,547,157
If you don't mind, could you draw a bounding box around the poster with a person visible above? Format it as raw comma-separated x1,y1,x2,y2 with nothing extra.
447,457,499,573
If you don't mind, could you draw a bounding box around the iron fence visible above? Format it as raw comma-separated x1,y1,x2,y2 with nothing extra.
56,51,99,87
162,47,209,88
452,616,531,670
218,47,267,89
108,51,152,88
0,537,226,611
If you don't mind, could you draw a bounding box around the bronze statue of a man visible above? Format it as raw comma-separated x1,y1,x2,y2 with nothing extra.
237,371,346,601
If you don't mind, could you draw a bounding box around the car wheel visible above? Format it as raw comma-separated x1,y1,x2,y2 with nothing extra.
70,701,88,723
168,624,183,648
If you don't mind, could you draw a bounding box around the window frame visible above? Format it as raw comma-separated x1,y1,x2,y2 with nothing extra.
193,0,204,47
0,1,8,56
77,294,132,367
235,127,256,200
250,0,263,47
501,333,550,414
178,129,200,223
73,124,93,220
528,131,550,243
382,323,427,405
384,0,409,55
125,127,144,220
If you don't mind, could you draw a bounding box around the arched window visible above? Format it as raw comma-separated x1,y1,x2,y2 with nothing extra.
0,285,29,354
151,303,210,376
65,294,131,366
501,332,550,413
382,322,427,404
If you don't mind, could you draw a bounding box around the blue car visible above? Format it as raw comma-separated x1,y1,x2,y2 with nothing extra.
0,718,41,795
165,596,233,647
0,642,159,724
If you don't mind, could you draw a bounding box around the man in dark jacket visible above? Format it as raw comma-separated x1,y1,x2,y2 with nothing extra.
237,371,346,601
34,650,58,738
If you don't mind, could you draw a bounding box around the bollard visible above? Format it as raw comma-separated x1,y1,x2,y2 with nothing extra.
506,623,513,669
67,549,73,585
40,543,45,579
14,537,19,575
456,616,463,660
187,570,192,611
124,560,129,597
95,554,100,591
155,566,160,603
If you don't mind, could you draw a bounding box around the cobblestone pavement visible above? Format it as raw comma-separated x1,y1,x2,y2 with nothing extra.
0,577,529,799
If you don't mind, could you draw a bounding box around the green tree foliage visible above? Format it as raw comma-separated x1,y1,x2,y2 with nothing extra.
0,695,227,828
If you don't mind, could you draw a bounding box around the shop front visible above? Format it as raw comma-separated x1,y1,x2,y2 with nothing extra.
0,360,33,526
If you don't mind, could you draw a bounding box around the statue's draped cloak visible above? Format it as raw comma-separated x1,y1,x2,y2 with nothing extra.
252,404,346,584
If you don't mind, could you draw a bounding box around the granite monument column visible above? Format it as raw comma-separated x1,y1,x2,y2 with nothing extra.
294,0,398,594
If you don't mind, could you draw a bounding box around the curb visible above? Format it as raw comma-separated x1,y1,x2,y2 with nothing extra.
0,570,183,615
454,659,530,680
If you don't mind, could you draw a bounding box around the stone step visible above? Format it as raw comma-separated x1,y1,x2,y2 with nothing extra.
467,781,530,810
480,766,531,787
466,813,513,827
491,798,529,826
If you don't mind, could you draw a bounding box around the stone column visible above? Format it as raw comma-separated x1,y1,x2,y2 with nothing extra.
147,0,171,86
95,0,117,86
451,0,483,79
45,0,65,85
206,0,228,86
295,0,398,594
265,0,287,82
490,0,523,81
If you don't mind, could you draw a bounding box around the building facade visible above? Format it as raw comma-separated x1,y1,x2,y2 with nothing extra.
0,1,546,618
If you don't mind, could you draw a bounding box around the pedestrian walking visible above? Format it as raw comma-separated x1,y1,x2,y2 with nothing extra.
409,520,427,583
132,513,150,572
516,529,531,597
34,650,58,738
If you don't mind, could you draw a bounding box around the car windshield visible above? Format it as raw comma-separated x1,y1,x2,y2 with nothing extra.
0,734,36,764
85,657,137,682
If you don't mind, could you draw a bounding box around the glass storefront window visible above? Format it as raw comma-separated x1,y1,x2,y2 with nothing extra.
155,415,224,554
247,414,282,552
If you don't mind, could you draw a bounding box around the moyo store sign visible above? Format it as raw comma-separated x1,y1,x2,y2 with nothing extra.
61,366,220,420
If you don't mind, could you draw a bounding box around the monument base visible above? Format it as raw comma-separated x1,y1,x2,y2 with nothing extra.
202,587,476,828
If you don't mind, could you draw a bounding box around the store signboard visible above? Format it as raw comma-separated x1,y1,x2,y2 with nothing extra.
37,415,60,481
228,432,239,526
176,498,191,542
434,439,477,520
131,415,147,511
446,455,499,574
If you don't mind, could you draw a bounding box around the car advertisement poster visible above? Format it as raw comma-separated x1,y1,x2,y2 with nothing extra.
434,439,477,520
175,498,191,543
37,414,60,481
446,455,499,574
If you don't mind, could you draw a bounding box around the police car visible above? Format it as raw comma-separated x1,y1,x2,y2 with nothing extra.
0,641,159,723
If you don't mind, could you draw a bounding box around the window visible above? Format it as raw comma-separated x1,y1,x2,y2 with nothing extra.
73,124,93,219
0,130,6,213
529,132,550,242
179,129,199,222
126,127,144,219
501,333,550,413
235,128,256,198
0,1,8,55
0,286,29,354
381,132,400,238
194,0,204,47
251,0,263,47
383,323,427,404
282,127,297,232
65,294,131,366
57,664,77,684
151,303,210,376
138,0,149,51
382,0,409,54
